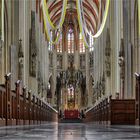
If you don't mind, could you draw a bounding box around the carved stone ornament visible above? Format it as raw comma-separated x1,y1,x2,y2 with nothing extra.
105,28,111,77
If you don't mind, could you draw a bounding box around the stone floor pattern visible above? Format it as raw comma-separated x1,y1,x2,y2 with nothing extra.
0,123,140,140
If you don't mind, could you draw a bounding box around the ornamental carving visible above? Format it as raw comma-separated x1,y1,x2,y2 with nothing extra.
105,28,111,77
68,54,74,64
57,54,63,69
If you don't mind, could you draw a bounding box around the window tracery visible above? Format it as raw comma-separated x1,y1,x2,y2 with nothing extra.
67,28,74,53
79,33,85,53
57,34,62,53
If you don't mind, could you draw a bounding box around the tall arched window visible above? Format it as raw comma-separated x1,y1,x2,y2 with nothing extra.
67,28,74,53
57,34,62,53
89,31,94,52
79,33,85,53
48,30,53,51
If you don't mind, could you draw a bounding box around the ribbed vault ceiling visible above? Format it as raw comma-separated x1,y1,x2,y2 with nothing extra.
46,0,106,35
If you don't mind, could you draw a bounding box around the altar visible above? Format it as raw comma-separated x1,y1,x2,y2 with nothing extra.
57,62,85,118
64,110,79,119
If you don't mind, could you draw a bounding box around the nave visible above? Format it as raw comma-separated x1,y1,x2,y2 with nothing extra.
0,0,140,139
1,123,140,140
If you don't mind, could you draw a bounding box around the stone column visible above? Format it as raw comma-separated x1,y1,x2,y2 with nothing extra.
74,25,79,69
62,25,68,70
52,43,57,106
123,1,132,99
138,0,140,37
138,0,140,72
93,40,99,102
109,0,122,98
0,40,3,83
19,0,30,86
86,47,91,107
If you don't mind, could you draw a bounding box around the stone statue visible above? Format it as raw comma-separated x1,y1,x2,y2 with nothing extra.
119,39,125,79
105,28,111,77
18,39,24,80
37,61,42,95
29,11,37,77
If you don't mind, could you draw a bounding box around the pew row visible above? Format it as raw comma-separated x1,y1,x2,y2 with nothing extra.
85,96,135,125
0,73,58,126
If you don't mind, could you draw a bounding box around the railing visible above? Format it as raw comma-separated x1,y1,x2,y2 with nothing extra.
85,96,135,125
0,73,58,126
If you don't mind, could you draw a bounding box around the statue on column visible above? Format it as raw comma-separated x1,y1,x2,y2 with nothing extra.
105,28,111,77
119,39,125,79
118,39,125,99
18,39,24,80
37,61,42,95
102,73,105,95
29,11,37,77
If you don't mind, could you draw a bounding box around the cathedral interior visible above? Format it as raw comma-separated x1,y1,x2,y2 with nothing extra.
0,0,140,139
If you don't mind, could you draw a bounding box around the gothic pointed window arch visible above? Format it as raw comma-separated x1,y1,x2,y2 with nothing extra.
67,28,74,53
79,33,85,53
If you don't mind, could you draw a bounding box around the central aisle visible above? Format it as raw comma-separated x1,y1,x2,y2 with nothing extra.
0,123,140,140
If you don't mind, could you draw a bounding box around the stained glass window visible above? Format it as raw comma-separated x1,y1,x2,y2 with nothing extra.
67,28,74,53
57,34,62,53
79,33,85,53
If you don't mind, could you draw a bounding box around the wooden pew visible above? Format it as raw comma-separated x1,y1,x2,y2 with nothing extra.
85,96,135,125
111,99,135,125
15,80,20,125
0,73,58,126
5,73,12,126
135,73,140,125
0,84,6,126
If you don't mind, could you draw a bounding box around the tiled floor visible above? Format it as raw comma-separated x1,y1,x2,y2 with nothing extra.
0,123,140,140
